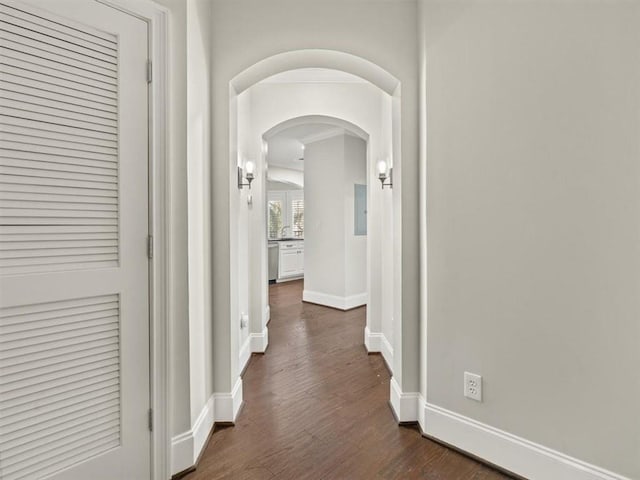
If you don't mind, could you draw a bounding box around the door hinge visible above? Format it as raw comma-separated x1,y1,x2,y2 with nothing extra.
148,408,153,432
146,59,152,83
147,235,154,259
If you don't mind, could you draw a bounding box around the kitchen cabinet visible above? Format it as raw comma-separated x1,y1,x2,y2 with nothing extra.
278,241,304,280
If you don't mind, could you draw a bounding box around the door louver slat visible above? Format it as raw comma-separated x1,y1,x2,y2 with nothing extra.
0,27,117,67
0,294,121,480
0,119,118,145
0,82,118,114
0,4,117,50
0,46,117,86
1,0,119,276
0,35,117,75
0,71,117,106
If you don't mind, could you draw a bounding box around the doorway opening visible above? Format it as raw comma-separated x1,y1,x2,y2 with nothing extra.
265,120,369,314
229,51,404,419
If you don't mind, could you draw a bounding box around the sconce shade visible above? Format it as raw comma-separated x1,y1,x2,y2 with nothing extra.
238,160,256,189
377,160,392,189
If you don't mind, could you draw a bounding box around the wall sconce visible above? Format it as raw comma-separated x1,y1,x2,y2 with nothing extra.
238,160,255,189
377,160,393,189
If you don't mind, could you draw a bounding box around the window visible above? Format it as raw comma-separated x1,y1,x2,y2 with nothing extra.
268,198,283,239
289,191,304,238
268,190,304,239
291,199,304,237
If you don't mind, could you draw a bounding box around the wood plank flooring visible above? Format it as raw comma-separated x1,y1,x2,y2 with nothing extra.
184,280,513,479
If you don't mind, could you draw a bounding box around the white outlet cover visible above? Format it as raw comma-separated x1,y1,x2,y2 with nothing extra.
464,371,482,402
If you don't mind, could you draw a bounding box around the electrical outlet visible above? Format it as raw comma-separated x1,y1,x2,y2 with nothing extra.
240,313,249,329
464,372,482,402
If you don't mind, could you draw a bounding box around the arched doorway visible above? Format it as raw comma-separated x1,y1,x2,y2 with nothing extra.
223,50,415,423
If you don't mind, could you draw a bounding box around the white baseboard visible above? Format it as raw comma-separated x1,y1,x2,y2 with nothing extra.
389,376,419,422
239,336,251,373
417,393,426,431
213,377,243,422
381,334,393,371
250,327,269,353
170,395,214,475
364,327,393,374
364,326,381,351
423,402,631,480
170,378,244,475
171,430,195,475
303,290,367,310
276,275,303,283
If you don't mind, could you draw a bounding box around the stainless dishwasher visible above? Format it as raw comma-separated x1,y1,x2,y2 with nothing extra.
268,243,279,282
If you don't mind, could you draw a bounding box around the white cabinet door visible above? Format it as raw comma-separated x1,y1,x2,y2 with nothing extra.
279,249,300,277
0,1,150,479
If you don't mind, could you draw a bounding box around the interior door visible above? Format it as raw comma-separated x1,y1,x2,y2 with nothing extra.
0,1,150,479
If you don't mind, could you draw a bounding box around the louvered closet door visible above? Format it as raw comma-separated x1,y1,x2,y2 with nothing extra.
0,1,150,479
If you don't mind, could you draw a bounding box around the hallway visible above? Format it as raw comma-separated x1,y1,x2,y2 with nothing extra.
183,281,511,479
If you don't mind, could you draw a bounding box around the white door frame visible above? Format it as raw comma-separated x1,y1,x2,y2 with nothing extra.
94,1,170,479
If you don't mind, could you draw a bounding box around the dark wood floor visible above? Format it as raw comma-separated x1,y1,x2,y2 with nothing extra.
184,280,512,479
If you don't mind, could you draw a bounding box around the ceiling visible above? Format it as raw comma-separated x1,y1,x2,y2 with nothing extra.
262,68,366,171
266,123,344,171
260,68,368,84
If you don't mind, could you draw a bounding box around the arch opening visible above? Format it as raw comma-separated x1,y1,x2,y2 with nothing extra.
230,49,401,97
228,50,404,423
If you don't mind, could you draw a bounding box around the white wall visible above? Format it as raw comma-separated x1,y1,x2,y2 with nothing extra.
420,1,640,478
152,0,222,473
343,135,367,298
303,134,366,305
267,180,302,191
152,0,191,440
237,87,252,371
305,135,347,299
186,0,214,431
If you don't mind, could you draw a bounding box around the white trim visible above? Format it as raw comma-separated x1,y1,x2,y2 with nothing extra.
95,2,170,479
239,337,251,374
264,305,271,325
303,290,367,310
389,377,419,423
423,403,632,480
364,327,393,374
250,327,269,353
213,377,244,422
170,378,244,476
381,334,393,371
277,275,304,283
170,395,215,475
417,393,426,432
170,430,194,476
364,326,381,351
192,396,215,466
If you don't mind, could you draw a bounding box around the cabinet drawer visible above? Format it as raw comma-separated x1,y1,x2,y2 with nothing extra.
279,241,303,250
